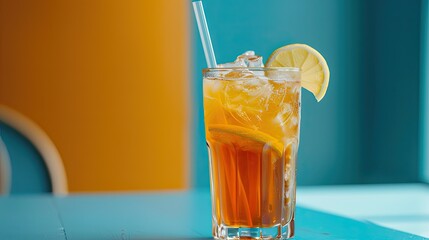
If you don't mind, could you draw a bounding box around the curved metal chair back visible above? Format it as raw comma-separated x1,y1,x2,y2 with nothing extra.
0,105,68,195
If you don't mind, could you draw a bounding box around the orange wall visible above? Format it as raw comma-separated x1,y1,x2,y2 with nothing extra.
0,1,190,192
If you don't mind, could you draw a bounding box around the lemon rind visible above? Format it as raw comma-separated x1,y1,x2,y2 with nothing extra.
266,44,330,102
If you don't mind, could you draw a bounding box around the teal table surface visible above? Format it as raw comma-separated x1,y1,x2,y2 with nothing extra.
0,190,425,240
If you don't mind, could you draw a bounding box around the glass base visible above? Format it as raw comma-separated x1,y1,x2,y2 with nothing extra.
213,220,294,239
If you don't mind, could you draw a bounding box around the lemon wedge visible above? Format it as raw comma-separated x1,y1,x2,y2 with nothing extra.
208,124,284,155
266,44,330,101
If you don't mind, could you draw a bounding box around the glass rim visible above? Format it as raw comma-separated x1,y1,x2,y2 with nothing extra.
203,67,300,73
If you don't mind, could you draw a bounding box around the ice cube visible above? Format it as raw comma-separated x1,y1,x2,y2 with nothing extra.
218,51,264,68
236,51,264,67
218,58,246,68
237,51,264,67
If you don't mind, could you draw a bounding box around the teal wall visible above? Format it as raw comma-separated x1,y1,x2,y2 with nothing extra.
191,0,422,187
360,0,421,183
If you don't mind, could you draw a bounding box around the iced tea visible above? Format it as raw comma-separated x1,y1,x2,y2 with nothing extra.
203,68,300,239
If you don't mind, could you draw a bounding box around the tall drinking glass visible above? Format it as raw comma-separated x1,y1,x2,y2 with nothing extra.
203,68,301,239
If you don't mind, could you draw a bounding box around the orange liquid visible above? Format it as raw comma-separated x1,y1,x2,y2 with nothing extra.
209,141,289,227
204,74,300,229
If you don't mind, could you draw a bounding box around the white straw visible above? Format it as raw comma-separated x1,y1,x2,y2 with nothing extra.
192,1,217,68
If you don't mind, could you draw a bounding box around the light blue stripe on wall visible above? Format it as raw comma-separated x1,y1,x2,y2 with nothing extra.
421,0,429,183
